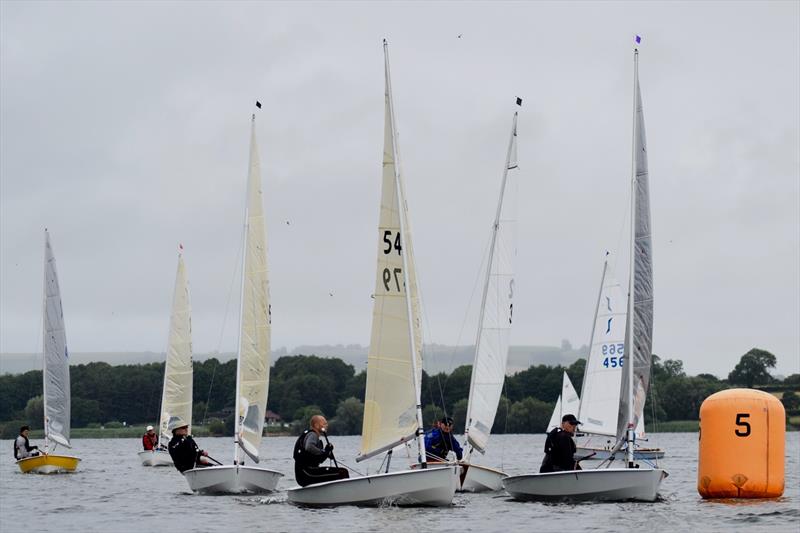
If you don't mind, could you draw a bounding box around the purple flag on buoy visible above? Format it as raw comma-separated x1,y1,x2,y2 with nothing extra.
635,35,641,44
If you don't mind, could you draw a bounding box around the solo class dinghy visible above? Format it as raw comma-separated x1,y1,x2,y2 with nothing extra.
139,251,192,467
287,41,459,507
16,230,81,474
457,102,521,492
503,45,667,502
182,111,282,494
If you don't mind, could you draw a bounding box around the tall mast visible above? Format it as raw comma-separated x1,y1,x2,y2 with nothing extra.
464,105,519,456
233,114,257,465
624,48,640,468
383,40,427,467
42,229,50,453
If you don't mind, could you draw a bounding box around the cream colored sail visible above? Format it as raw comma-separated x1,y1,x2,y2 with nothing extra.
235,116,271,463
158,253,193,446
42,230,71,449
359,42,423,460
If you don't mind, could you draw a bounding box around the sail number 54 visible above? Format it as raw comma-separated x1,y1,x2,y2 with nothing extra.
383,230,402,255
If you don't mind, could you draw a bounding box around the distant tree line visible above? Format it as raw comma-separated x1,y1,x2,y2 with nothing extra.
0,347,796,438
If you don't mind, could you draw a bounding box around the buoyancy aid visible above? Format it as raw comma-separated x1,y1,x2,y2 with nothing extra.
293,430,326,468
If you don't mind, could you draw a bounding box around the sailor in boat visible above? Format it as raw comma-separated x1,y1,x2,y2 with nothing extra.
540,414,582,473
142,425,158,451
13,426,40,460
293,415,349,487
424,417,463,462
167,417,212,473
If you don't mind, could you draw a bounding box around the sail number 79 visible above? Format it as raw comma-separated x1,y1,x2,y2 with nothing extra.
383,267,403,292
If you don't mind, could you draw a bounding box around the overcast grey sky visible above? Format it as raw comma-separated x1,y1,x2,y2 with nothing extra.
1,1,798,377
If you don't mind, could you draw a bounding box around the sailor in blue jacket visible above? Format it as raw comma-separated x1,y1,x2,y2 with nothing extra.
425,416,463,461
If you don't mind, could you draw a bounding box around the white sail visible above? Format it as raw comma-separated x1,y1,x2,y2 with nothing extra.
546,372,580,432
464,110,519,454
359,42,424,460
42,230,71,448
617,50,654,440
546,395,562,432
158,253,193,446
577,259,626,437
235,116,272,463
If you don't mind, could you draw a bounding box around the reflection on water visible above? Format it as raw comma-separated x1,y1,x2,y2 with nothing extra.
0,433,797,532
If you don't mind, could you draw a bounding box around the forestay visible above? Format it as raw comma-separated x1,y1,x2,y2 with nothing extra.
43,230,71,449
464,111,519,454
235,117,272,462
617,52,654,439
578,260,626,437
158,254,194,445
359,45,423,460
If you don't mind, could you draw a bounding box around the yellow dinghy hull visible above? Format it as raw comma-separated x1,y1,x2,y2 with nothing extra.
17,454,80,474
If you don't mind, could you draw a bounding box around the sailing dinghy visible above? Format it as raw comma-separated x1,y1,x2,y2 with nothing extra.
456,104,521,492
17,230,81,474
139,251,192,467
182,112,282,494
286,41,459,507
503,46,667,502
574,258,663,461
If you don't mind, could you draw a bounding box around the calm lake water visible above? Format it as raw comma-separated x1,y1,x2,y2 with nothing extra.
1,432,797,532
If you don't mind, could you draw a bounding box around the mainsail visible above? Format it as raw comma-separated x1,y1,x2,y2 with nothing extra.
617,49,654,440
578,259,626,437
547,372,580,432
42,230,71,449
158,253,193,445
359,42,424,461
235,116,272,463
464,110,519,453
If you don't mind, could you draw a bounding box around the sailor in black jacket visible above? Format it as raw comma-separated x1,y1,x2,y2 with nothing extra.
540,414,582,473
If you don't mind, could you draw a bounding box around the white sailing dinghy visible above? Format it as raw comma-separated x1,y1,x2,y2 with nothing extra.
182,112,283,494
574,258,663,461
287,41,459,507
139,252,192,467
546,372,581,432
17,230,81,474
457,104,521,492
503,46,667,502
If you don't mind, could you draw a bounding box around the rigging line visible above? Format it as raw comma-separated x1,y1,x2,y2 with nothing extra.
203,231,245,425
426,224,494,418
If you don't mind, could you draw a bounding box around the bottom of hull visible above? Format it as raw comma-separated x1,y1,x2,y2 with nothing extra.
17,454,80,474
183,465,283,494
287,465,459,507
458,463,507,492
138,450,173,467
503,468,668,502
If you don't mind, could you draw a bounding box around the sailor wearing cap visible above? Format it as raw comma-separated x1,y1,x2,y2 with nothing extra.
424,416,464,462
142,424,159,451
540,414,582,473
166,417,211,473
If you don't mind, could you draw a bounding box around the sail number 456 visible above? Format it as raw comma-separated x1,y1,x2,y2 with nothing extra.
602,343,625,368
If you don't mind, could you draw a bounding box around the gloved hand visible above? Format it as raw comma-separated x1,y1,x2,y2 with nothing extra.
324,443,334,454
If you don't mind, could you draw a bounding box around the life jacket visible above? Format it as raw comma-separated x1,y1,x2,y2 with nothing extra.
544,427,561,454
293,430,326,468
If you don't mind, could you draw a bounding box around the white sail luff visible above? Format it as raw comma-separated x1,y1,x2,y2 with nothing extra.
464,109,519,453
158,253,193,446
235,115,271,463
360,41,424,461
42,230,71,449
547,395,562,431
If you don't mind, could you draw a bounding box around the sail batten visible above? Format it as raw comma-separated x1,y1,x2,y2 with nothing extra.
158,254,193,446
235,117,271,463
42,231,71,449
464,111,519,454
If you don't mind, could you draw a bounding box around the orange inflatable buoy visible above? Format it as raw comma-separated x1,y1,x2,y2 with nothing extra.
698,388,785,498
